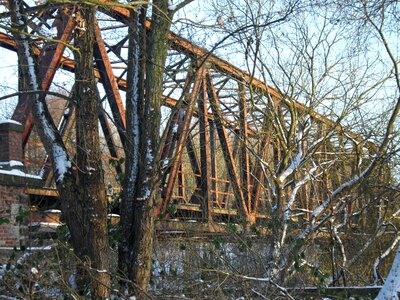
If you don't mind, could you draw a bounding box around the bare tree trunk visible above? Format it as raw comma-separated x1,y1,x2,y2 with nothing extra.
73,4,110,298
8,0,110,297
119,2,146,273
121,0,174,297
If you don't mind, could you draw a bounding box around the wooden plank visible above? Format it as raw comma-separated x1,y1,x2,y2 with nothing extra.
25,187,58,197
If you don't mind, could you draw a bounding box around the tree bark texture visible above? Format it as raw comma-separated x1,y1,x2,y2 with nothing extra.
73,4,110,298
119,4,146,274
9,1,111,297
121,0,174,296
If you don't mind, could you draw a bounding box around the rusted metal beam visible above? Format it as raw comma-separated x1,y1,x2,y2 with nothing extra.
159,109,183,199
93,19,127,149
0,1,380,225
238,83,252,219
0,20,378,151
209,120,218,206
161,66,205,214
185,134,202,189
158,71,193,206
99,110,123,175
197,79,212,221
250,121,272,216
222,132,239,208
206,73,249,221
177,160,186,201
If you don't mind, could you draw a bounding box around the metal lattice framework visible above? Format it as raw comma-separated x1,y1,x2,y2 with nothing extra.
0,1,377,224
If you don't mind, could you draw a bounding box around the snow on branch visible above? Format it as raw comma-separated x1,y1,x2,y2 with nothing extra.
311,157,375,220
11,0,72,183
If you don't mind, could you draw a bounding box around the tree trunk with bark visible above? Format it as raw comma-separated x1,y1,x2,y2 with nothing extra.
120,0,174,297
8,1,110,297
73,4,110,298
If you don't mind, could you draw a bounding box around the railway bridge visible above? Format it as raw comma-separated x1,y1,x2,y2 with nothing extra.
0,0,382,242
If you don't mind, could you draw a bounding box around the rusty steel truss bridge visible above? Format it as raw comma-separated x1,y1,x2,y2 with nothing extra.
0,0,374,225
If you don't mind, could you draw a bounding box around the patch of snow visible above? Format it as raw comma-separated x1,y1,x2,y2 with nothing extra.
162,159,169,167
29,222,61,228
16,251,31,266
94,269,108,273
35,101,71,183
69,272,78,290
86,166,95,175
0,160,24,168
278,152,302,183
0,245,54,251
161,230,185,234
125,10,142,197
0,169,42,179
146,149,154,163
142,187,151,199
52,144,71,183
0,119,22,126
107,214,120,217
43,209,61,213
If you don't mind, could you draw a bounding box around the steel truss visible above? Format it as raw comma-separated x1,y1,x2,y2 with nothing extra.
0,0,376,224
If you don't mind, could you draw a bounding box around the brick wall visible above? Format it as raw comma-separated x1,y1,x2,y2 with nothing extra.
0,185,28,247
0,120,42,248
0,121,24,165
